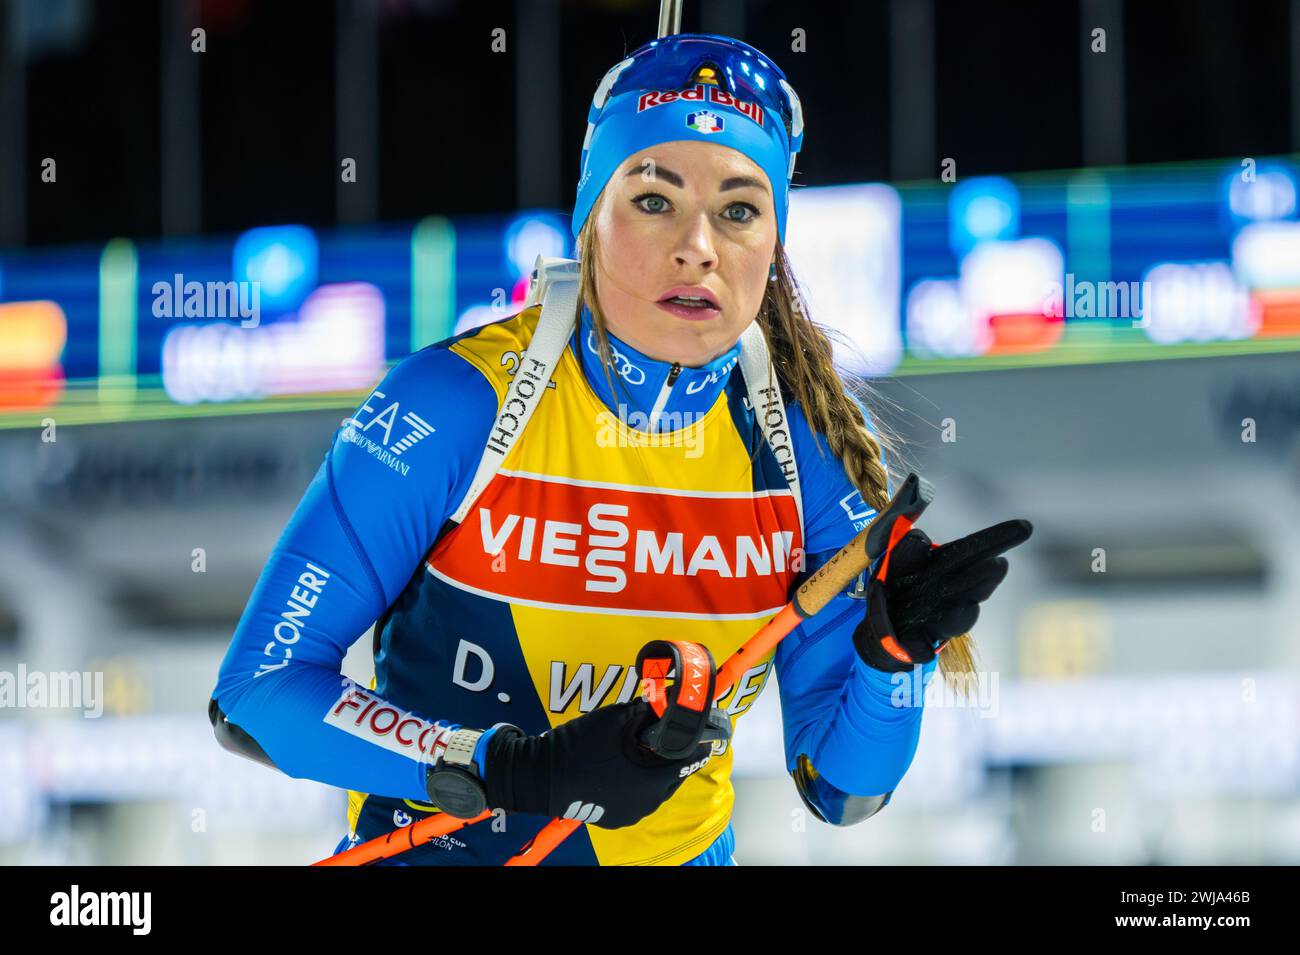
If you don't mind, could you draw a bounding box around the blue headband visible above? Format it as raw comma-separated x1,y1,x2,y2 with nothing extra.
572,81,796,241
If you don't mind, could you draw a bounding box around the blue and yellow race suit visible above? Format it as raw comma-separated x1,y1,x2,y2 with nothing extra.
210,303,936,865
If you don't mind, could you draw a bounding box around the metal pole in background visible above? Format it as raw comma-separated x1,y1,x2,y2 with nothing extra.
0,0,28,247
658,0,682,38
1080,0,1126,167
161,0,201,236
514,0,561,210
336,0,379,223
889,0,936,181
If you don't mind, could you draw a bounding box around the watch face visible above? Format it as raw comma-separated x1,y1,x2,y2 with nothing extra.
428,769,487,819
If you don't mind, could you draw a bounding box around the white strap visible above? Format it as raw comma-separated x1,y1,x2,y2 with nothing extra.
739,322,804,539
449,257,580,523
522,255,580,310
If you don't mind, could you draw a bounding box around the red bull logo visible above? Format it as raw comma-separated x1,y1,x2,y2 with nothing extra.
637,85,765,128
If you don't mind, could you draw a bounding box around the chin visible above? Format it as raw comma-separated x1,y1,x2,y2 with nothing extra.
614,307,739,366
677,327,738,366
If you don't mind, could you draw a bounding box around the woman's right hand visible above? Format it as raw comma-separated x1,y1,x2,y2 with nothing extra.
482,699,714,829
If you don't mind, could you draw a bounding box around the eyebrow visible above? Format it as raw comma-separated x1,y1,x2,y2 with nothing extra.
623,166,770,196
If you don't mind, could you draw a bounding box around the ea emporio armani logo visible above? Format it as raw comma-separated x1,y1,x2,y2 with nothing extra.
342,389,436,477
839,489,879,529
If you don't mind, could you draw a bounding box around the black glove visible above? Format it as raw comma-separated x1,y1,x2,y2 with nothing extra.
482,699,714,829
854,519,1033,672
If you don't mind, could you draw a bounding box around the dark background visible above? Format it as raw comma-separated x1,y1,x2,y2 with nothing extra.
3,0,1295,248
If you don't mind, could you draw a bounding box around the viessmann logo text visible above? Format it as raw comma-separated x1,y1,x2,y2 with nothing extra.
430,473,803,616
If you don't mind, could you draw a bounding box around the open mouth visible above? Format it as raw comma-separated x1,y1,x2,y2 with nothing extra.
661,295,717,309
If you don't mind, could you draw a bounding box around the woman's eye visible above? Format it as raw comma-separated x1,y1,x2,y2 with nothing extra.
633,194,670,214
723,203,759,223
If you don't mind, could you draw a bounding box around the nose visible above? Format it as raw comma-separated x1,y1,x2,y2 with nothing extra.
673,211,718,272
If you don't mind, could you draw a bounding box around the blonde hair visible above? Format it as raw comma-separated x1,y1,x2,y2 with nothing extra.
575,192,979,692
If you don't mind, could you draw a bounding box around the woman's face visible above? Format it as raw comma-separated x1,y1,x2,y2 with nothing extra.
590,139,778,367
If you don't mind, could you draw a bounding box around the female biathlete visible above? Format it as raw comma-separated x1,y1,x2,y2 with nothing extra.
210,33,1031,866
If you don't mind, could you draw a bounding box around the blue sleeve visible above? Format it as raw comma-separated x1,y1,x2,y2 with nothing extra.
773,398,937,797
210,342,500,801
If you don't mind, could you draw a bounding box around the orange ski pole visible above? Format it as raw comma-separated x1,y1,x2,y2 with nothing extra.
313,808,492,866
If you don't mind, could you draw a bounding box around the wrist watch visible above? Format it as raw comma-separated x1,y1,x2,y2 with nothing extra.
425,727,489,818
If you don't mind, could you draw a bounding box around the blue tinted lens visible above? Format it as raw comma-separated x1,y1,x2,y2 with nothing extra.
607,34,796,135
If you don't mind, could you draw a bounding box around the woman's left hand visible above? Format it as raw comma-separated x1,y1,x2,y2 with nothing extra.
853,519,1034,672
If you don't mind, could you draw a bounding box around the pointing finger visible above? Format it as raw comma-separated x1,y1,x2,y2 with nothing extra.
931,519,1033,574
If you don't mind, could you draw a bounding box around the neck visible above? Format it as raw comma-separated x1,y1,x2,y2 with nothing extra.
571,305,742,432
